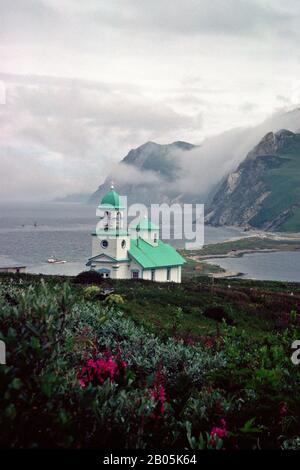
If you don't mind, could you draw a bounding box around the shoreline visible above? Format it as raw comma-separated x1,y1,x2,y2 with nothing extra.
198,248,278,260
183,232,300,280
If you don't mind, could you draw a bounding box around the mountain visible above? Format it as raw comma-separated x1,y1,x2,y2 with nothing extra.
89,140,197,205
206,129,300,231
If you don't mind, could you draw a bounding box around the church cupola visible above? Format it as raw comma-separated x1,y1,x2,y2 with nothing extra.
100,184,121,209
98,184,124,231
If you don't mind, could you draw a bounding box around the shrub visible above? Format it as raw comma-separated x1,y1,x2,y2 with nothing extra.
104,294,125,306
83,285,102,300
203,305,234,325
74,270,104,285
1,277,300,449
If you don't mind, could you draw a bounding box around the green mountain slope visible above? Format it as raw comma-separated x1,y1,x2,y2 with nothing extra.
206,130,300,231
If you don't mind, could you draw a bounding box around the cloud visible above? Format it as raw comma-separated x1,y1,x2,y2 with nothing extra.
1,1,300,201
0,74,198,200
0,0,63,44
1,0,298,53
1,71,300,202
89,0,293,38
168,106,300,197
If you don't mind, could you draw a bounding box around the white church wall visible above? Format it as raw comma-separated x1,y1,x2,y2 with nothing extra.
92,235,129,260
92,261,131,279
142,269,151,281
115,236,130,259
113,263,131,279
142,266,181,283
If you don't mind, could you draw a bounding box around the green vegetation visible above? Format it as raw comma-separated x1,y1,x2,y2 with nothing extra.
181,255,224,278
250,137,300,231
1,272,300,449
182,236,300,258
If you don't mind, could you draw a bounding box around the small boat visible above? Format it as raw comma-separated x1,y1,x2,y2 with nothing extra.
47,256,67,264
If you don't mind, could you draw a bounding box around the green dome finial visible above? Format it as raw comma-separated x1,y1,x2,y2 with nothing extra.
100,183,121,208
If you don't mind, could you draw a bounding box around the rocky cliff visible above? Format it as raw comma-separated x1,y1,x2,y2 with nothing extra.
206,129,300,231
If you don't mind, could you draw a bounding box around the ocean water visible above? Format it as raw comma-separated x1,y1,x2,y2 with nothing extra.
206,251,300,283
0,201,289,279
0,202,94,275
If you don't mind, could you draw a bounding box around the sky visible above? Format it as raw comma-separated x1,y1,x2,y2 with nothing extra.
1,0,300,201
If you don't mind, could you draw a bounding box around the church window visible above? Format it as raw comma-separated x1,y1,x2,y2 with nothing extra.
167,268,171,281
151,269,155,281
121,239,126,249
101,240,108,249
132,270,139,279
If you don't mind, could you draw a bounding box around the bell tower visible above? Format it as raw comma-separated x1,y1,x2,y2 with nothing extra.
91,184,130,261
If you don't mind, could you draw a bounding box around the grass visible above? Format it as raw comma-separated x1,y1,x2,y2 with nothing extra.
2,267,300,342
249,138,300,230
181,236,300,258
181,256,224,277
111,276,300,340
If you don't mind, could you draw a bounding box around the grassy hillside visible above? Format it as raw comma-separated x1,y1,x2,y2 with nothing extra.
1,273,300,449
251,136,300,231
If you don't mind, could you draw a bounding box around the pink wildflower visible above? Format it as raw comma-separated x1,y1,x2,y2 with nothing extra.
78,353,126,388
150,369,166,418
151,384,166,414
210,419,228,439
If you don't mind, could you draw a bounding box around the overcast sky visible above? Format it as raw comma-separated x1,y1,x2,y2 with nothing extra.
1,0,300,200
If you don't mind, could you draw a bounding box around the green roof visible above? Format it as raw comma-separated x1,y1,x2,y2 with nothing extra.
129,237,185,269
136,218,159,231
100,188,121,208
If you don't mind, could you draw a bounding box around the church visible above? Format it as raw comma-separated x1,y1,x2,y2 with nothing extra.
86,185,185,282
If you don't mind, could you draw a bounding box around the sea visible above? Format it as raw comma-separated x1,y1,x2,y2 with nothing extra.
0,201,299,282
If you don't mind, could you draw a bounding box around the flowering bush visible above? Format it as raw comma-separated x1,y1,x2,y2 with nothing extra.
211,419,228,439
150,369,166,418
78,354,125,387
186,420,227,450
1,276,300,449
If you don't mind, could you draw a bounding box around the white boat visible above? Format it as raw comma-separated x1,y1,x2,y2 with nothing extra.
47,257,67,264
